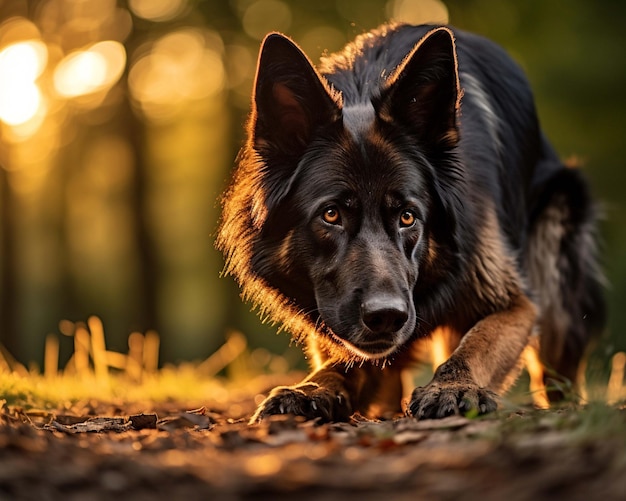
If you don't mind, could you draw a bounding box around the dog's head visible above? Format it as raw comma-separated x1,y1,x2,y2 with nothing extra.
218,26,464,363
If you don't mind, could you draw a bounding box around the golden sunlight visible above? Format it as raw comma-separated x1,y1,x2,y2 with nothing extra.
128,29,224,121
0,40,47,126
53,41,126,98
129,0,187,22
386,0,449,25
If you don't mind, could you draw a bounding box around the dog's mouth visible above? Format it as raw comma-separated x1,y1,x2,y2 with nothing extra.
329,332,398,360
316,292,416,360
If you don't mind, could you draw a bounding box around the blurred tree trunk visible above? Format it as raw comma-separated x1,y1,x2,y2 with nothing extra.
0,167,17,355
123,99,159,334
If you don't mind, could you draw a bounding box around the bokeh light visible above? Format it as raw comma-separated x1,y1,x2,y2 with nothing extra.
242,0,292,40
386,0,449,24
129,0,188,22
0,82,42,127
128,29,224,121
0,17,41,47
0,40,47,81
223,43,256,108
0,40,47,126
53,41,126,98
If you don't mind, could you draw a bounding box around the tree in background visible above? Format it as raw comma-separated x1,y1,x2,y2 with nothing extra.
0,0,623,369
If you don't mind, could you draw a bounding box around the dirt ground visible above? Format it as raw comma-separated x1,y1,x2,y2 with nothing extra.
1,389,625,501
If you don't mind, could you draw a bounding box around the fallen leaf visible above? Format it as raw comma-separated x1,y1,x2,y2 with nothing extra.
47,417,132,434
129,413,158,430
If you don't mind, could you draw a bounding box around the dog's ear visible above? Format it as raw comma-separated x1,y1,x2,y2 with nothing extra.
252,33,341,156
380,27,460,151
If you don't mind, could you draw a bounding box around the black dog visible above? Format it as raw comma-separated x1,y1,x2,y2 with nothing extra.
217,24,605,422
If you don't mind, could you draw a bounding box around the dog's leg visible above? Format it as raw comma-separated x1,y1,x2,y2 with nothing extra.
249,361,403,423
526,166,605,401
408,292,537,419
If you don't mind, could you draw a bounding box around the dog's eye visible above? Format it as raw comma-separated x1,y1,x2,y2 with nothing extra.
322,206,341,225
400,210,416,228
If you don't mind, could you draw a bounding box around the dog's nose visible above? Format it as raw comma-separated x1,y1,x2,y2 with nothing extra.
361,296,409,333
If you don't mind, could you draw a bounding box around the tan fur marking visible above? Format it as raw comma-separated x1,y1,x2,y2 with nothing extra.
468,207,521,307
522,339,550,409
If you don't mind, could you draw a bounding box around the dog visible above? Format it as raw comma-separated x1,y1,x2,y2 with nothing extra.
217,23,605,422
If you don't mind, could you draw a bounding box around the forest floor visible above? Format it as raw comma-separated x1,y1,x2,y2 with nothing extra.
1,370,625,501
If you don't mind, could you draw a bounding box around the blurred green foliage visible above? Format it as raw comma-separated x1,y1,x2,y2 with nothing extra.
0,0,623,371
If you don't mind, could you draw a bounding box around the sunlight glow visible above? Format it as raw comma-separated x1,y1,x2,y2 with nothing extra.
0,40,47,126
386,0,449,24
53,41,126,98
0,82,41,126
129,29,225,120
129,0,187,22
54,51,107,97
0,40,47,80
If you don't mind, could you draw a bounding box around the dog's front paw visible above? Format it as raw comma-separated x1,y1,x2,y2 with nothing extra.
249,383,352,424
407,381,498,420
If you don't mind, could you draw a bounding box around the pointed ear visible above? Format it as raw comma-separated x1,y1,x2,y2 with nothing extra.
379,27,461,151
252,33,341,156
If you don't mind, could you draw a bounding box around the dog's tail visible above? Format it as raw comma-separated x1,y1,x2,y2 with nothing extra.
526,159,606,400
